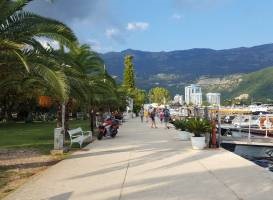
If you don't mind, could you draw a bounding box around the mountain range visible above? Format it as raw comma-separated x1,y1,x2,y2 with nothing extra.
101,43,273,100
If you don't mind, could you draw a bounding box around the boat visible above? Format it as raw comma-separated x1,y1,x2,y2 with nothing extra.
231,115,260,128
223,114,273,137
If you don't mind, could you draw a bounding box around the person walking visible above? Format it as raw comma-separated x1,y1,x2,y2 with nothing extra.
139,107,144,123
150,108,157,128
159,110,164,124
163,107,170,129
144,109,149,122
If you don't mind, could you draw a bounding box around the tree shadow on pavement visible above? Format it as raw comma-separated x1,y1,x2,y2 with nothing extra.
49,191,73,200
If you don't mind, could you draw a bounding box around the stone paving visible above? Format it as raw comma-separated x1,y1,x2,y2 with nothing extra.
4,118,273,200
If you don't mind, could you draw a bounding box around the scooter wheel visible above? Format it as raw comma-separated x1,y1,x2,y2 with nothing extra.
97,133,103,140
110,130,118,138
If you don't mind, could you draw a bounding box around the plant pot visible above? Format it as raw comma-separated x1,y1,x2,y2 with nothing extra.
178,131,190,140
205,132,211,145
191,136,206,150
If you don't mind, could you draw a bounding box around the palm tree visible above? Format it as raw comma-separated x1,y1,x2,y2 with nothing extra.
0,0,78,121
66,45,121,131
0,1,126,136
0,0,78,101
0,0,77,72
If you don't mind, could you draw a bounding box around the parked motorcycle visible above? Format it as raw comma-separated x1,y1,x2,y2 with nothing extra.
97,117,119,140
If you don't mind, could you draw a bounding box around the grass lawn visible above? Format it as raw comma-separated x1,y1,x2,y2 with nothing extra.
0,120,91,154
0,120,92,198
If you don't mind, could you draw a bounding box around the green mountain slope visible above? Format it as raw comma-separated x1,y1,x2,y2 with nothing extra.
202,67,273,102
229,67,273,101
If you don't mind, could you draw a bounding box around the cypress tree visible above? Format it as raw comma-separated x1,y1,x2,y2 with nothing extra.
123,55,135,90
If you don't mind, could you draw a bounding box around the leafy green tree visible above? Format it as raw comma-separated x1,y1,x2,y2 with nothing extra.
202,100,210,106
121,54,147,113
149,87,171,104
132,89,146,114
123,55,135,91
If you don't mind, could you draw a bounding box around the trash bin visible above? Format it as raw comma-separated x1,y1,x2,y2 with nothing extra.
54,128,64,150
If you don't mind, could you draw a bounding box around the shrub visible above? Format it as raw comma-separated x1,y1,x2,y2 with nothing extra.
173,120,187,131
186,118,212,137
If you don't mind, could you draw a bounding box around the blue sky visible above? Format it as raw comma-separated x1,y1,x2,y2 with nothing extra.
27,0,273,53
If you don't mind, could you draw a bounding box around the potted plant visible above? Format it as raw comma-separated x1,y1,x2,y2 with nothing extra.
186,118,212,149
173,119,191,140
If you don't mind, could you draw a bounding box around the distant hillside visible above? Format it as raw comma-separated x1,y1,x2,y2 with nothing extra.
201,67,273,102
228,67,273,101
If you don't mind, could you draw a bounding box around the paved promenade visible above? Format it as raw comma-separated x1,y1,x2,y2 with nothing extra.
5,118,273,200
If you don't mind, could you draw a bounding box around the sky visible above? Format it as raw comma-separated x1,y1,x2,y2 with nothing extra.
26,0,273,53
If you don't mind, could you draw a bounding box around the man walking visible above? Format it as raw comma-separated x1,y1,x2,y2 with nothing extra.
139,107,144,122
150,108,157,128
163,106,170,129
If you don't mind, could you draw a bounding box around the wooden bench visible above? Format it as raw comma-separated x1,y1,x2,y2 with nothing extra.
67,127,92,148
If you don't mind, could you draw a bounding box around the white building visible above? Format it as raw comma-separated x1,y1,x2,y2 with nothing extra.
185,84,202,106
173,94,184,105
206,93,221,106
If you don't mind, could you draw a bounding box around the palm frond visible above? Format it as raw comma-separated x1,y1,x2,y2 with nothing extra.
0,0,31,25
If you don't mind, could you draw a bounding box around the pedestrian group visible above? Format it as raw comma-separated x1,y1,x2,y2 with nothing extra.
139,106,170,129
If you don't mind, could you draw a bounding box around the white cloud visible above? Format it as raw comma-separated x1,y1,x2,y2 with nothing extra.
37,37,60,49
126,22,149,31
105,28,120,39
172,14,183,20
105,27,125,44
87,39,102,51
86,39,113,53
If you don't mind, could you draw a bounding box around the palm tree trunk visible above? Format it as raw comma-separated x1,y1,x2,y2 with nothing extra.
56,102,62,128
65,100,72,134
89,108,94,132
89,105,97,132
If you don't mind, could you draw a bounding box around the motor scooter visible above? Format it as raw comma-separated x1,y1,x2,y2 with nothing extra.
97,117,119,140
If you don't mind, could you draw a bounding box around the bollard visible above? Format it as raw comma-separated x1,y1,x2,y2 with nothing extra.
211,120,217,148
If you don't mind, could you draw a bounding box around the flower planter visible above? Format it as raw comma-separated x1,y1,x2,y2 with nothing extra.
178,131,191,141
191,136,206,150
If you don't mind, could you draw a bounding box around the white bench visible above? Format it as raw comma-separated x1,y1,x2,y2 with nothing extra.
67,127,92,148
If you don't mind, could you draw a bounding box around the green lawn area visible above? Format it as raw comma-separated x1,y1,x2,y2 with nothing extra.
0,120,93,197
0,120,91,154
